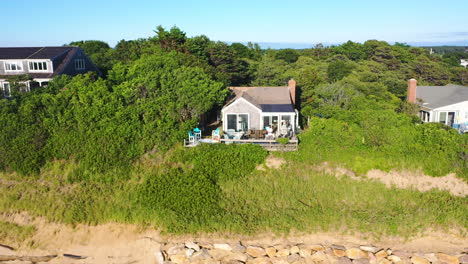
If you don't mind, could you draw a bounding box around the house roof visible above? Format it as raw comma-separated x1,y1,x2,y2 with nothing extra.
0,46,81,79
0,47,73,60
225,86,295,112
416,84,468,109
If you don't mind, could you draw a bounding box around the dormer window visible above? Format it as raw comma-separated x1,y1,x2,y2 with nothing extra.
29,61,48,71
75,59,85,70
4,61,23,71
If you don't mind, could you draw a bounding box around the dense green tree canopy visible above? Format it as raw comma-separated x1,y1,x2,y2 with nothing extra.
1,25,467,178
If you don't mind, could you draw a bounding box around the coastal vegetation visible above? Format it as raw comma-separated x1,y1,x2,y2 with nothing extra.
0,26,467,238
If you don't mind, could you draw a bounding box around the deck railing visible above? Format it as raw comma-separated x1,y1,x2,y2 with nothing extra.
184,138,299,151
219,138,298,151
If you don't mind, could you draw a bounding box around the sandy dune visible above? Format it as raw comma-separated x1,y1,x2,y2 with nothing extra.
0,212,466,264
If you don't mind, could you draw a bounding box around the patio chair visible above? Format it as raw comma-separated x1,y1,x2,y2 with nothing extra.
188,131,196,144
193,128,202,140
212,128,220,142
226,129,236,138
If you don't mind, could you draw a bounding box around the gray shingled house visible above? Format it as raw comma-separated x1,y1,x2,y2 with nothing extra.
407,79,468,130
0,46,99,97
221,79,299,138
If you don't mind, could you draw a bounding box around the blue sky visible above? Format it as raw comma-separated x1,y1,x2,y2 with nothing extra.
2,0,468,47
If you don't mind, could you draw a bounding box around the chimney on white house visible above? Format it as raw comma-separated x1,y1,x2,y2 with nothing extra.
407,79,417,103
288,79,296,105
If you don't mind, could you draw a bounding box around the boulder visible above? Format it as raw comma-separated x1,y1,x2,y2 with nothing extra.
227,261,245,264
223,252,248,263
459,255,468,264
378,259,392,264
246,246,267,258
367,252,377,264
299,248,312,258
270,257,289,264
353,259,370,264
154,250,165,264
265,247,277,258
337,257,353,264
387,255,401,262
276,248,290,257
232,242,247,253
346,248,368,259
287,253,301,263
167,245,186,255
190,249,211,261
169,254,187,264
309,251,328,263
290,246,300,254
393,251,412,259
185,241,200,251
360,246,380,254
198,242,214,249
333,248,347,257
209,249,232,260
436,253,459,264
247,256,272,264
310,245,326,252
422,253,438,263
185,248,195,258
411,256,430,264
375,250,388,259
332,245,347,251
214,243,233,251
291,261,306,264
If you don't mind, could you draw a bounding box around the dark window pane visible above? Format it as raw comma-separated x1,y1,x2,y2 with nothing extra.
227,115,237,130
263,116,270,128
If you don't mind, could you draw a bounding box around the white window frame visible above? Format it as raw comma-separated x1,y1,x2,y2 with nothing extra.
28,60,49,72
437,111,456,125
74,59,85,70
4,61,23,72
2,82,11,97
260,113,295,130
224,113,250,132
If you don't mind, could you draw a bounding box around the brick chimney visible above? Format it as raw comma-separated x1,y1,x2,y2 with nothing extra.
407,79,417,103
288,79,296,105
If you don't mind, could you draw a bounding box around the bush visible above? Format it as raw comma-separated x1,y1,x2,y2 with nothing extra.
136,144,267,232
276,138,289,145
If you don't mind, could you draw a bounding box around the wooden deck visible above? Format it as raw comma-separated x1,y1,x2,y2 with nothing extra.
184,138,298,151
220,139,298,151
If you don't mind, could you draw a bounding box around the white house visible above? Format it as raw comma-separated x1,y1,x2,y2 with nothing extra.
221,79,299,138
0,46,99,97
461,59,468,68
407,79,468,131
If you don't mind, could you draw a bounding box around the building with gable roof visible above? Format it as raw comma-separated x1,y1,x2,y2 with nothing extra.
407,79,468,132
0,46,99,97
221,79,299,137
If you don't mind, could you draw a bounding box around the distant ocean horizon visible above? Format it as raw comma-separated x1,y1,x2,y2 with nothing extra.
226,40,468,49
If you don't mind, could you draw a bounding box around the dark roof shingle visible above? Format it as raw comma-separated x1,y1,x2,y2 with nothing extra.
417,84,468,109
225,86,295,112
0,46,73,60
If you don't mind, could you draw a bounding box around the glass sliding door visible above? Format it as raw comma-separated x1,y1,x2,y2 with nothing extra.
439,112,447,124
238,114,248,131
263,115,279,128
226,114,249,132
447,112,455,127
227,114,237,131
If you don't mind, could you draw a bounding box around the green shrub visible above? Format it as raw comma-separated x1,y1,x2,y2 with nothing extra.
136,144,267,232
276,138,289,145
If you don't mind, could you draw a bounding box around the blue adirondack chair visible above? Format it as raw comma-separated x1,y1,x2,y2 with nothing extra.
188,131,195,144
193,128,202,140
